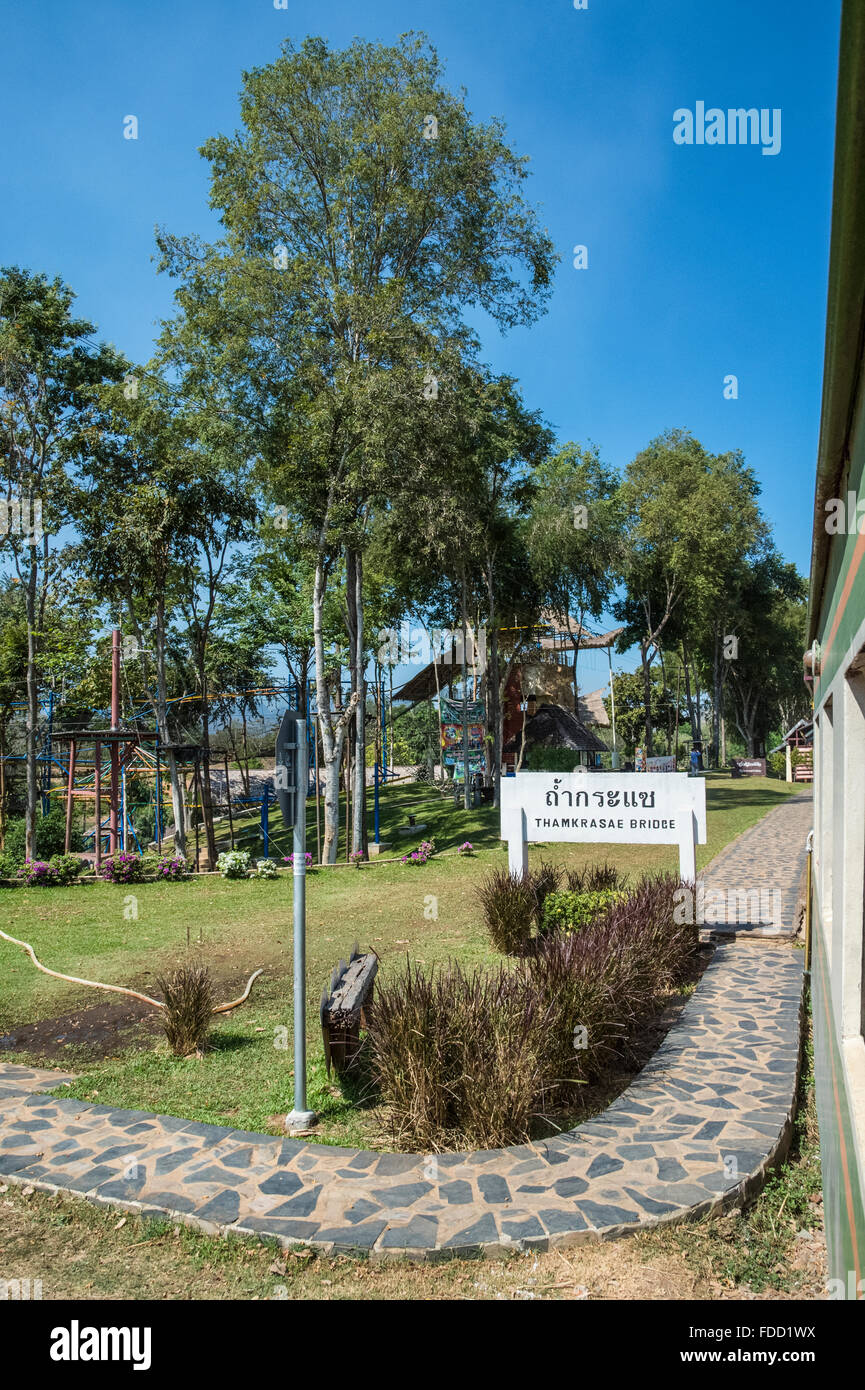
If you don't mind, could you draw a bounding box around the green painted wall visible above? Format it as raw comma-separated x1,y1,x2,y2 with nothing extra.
813,922,865,1295
815,382,865,698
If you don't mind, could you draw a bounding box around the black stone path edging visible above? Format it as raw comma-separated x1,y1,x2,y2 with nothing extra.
0,794,809,1259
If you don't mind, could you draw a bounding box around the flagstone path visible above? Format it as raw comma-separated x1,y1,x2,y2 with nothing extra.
0,792,811,1259
698,789,812,936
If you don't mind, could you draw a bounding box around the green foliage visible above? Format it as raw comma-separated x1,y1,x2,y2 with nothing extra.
0,850,18,881
541,888,627,935
2,808,83,865
604,670,686,758
216,849,252,880
525,746,581,772
48,854,83,886
528,859,562,925
528,441,622,637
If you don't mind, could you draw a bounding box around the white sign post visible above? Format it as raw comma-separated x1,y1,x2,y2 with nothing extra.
500,772,706,881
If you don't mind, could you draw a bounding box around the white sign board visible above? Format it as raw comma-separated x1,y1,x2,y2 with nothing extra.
647,755,676,772
500,772,707,881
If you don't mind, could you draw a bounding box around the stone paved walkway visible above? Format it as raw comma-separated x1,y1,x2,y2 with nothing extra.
698,790,812,936
0,793,810,1259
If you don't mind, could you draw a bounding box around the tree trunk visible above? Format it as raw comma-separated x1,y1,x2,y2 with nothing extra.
681,644,698,742
155,597,185,856
198,662,217,866
641,642,654,758
0,716,6,851
485,566,502,808
461,570,470,810
658,646,671,754
24,558,38,859
711,623,723,770
313,552,356,863
350,550,367,858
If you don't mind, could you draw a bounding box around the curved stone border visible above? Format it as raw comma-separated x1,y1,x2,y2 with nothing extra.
0,941,804,1259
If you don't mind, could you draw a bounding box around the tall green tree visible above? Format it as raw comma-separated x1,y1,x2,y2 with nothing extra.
0,267,123,855
529,441,622,709
615,429,765,758
155,33,556,861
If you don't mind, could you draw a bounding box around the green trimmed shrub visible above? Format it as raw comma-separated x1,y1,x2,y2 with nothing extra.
541,888,627,935
48,853,82,885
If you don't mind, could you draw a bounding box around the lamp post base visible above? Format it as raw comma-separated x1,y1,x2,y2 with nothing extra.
286,1109,316,1134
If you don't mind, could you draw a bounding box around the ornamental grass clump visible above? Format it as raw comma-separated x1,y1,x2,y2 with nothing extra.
156,965,216,1057
565,861,628,894
528,859,563,927
366,960,550,1151
370,871,698,1149
476,867,536,954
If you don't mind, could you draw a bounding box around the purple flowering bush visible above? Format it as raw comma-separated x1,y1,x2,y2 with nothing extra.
458,841,474,856
283,853,313,869
17,859,55,887
400,838,435,865
156,855,188,881
99,852,145,885
17,854,82,887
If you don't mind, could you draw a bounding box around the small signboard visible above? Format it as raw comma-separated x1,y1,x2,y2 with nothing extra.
500,771,707,881
274,709,301,827
730,757,766,777
647,755,676,772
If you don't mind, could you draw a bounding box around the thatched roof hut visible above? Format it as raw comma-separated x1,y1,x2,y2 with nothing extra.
502,703,607,759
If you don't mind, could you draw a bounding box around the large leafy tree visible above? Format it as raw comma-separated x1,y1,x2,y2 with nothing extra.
74,371,207,856
0,267,124,855
155,33,557,861
529,441,623,709
725,558,808,755
615,429,765,758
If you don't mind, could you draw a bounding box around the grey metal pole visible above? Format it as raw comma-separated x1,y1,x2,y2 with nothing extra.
287,718,315,1132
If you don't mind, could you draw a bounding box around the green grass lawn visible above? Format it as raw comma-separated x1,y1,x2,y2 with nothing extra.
0,773,804,1147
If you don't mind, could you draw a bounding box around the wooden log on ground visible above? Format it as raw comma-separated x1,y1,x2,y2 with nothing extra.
320,947,378,1076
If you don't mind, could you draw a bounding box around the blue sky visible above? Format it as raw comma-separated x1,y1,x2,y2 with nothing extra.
0,0,843,693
